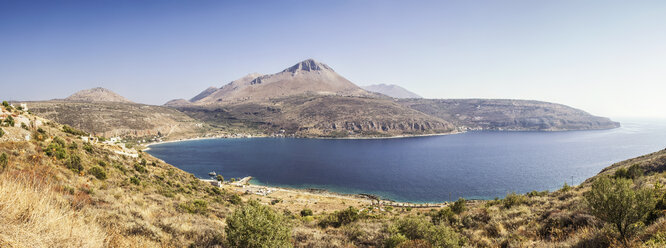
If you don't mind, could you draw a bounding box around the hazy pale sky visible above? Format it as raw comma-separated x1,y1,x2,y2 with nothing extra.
1,0,665,118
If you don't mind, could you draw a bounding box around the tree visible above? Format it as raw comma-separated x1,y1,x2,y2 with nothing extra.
584,176,656,245
300,208,313,217
216,174,224,182
451,198,467,214
225,200,292,248
1,101,8,108
3,116,14,127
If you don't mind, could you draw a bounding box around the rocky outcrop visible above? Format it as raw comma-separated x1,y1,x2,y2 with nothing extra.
65,87,133,103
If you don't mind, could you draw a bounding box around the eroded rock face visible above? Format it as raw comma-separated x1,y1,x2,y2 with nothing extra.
316,120,451,133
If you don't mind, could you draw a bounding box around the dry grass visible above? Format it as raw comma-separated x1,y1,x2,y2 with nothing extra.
0,172,105,248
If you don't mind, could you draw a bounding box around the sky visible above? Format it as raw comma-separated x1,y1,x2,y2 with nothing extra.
1,0,665,118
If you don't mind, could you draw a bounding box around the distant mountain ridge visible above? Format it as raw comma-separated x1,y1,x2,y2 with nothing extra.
65,87,133,103
362,84,422,98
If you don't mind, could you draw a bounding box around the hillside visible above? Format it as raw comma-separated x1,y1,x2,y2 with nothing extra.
27,101,214,140
64,87,133,103
1,102,665,247
362,84,422,99
400,98,620,131
178,94,456,138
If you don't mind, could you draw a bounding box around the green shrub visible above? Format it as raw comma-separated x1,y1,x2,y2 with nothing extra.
98,160,107,167
502,192,527,209
68,142,78,149
216,174,224,182
140,158,147,166
62,125,88,136
0,128,4,138
300,208,313,217
20,122,28,130
0,153,8,171
1,101,8,108
384,233,408,248
179,199,208,214
527,190,549,197
228,194,242,205
130,176,141,185
431,207,455,226
134,163,147,173
319,206,360,228
66,153,83,172
88,166,107,180
451,198,467,214
560,182,572,192
584,176,656,244
225,200,292,248
614,164,643,180
395,216,464,247
3,116,14,127
83,143,93,153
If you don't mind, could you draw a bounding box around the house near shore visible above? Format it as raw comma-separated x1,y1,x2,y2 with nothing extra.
81,136,98,144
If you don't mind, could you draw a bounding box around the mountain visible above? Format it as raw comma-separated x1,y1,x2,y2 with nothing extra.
164,98,192,107
65,87,133,103
399,98,621,131
192,59,370,104
362,84,422,98
189,87,218,102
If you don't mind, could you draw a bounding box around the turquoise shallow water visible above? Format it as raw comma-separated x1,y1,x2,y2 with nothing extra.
147,119,666,203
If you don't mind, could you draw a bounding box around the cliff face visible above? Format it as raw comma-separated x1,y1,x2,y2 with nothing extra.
400,99,620,131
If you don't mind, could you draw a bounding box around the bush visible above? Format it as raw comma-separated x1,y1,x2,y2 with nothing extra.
0,153,8,170
3,116,15,127
0,128,4,138
451,198,467,214
584,176,656,244
395,216,464,247
88,166,106,180
134,163,147,173
228,194,242,205
83,143,93,153
62,125,88,136
319,206,360,228
560,182,572,192
300,208,313,217
384,233,408,248
527,190,549,197
130,176,140,185
502,192,527,209
66,153,83,173
45,138,68,160
216,174,224,182
431,207,455,226
179,199,208,214
68,142,78,150
225,200,291,248
1,101,8,108
614,164,643,180
20,122,28,130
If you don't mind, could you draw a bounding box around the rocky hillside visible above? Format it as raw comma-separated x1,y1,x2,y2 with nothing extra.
362,84,422,99
178,94,456,137
64,87,133,103
400,98,620,131
28,101,213,140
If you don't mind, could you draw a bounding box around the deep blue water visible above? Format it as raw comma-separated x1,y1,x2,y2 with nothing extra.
146,119,666,203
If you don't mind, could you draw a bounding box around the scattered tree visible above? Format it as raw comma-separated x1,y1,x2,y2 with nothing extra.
584,176,656,245
225,200,292,248
451,198,467,214
614,164,643,180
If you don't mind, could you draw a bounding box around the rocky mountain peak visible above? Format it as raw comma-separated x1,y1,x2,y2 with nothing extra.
283,59,332,73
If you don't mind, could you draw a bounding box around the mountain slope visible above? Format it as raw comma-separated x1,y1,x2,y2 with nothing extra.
65,87,133,103
193,60,370,104
400,98,620,131
189,87,218,102
362,84,422,98
28,101,213,139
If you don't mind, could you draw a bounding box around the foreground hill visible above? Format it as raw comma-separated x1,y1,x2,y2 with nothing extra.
28,100,213,140
362,84,422,99
400,98,620,131
0,103,664,247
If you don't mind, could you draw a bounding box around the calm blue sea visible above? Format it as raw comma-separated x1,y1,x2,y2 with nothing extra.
146,119,666,203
